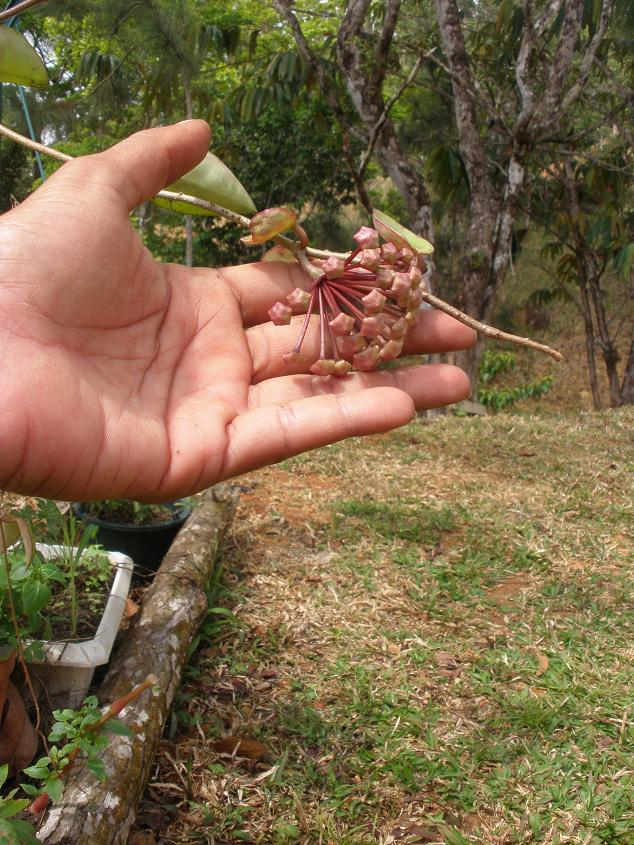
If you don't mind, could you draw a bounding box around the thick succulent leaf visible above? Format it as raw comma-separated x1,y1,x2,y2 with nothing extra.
249,207,297,244
262,245,297,263
0,27,48,87
373,209,434,255
154,152,256,217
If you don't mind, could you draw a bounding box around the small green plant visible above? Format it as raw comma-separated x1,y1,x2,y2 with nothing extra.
478,349,553,411
0,765,38,844
8,500,110,643
21,694,132,808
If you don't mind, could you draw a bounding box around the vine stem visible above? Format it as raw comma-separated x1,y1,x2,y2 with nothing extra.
420,289,563,361
0,121,563,361
0,0,48,24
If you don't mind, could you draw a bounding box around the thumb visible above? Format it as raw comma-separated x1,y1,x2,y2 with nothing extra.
90,120,211,211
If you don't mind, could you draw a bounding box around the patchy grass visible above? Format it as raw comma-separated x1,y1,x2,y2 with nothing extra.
133,409,633,845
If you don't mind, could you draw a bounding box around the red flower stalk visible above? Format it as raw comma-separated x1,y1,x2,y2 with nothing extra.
267,226,428,376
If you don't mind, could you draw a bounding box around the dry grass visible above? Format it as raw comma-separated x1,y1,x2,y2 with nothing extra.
132,408,633,845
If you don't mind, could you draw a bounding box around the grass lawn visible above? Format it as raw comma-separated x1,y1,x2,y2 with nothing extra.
135,408,633,845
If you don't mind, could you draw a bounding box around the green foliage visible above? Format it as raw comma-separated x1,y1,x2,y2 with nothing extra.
0,26,48,87
478,350,554,412
154,151,256,217
20,696,131,813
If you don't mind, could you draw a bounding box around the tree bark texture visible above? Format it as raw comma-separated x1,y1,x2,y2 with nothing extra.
272,0,433,238
435,0,614,384
621,339,634,405
36,484,238,845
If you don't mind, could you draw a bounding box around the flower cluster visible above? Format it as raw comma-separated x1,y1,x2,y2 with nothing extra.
268,226,428,376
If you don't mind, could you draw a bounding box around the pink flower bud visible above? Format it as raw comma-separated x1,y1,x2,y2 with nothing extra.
353,226,380,250
310,358,337,376
379,339,404,361
329,312,355,336
339,333,367,358
405,309,419,327
389,317,408,339
352,345,380,371
375,267,394,289
333,359,352,376
356,249,381,272
286,288,312,309
391,272,411,297
322,255,345,279
268,302,292,325
395,246,415,267
380,242,399,264
362,288,386,315
409,265,423,289
409,288,423,309
360,315,386,337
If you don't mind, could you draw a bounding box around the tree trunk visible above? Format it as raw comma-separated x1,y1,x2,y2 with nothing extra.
620,338,634,405
578,278,602,410
587,269,622,406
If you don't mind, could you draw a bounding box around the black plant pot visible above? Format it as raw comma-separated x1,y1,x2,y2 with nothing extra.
73,501,191,578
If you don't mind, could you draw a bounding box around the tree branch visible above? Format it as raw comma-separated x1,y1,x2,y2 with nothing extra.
358,54,423,176
374,0,401,82
0,0,48,24
434,0,489,196
420,289,563,360
561,0,615,113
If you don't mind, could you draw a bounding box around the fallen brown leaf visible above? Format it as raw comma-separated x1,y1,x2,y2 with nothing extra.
536,653,549,675
211,735,268,760
125,597,140,618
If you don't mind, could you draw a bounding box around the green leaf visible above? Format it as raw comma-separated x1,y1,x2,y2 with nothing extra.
8,818,41,845
104,720,132,737
19,784,39,797
44,777,63,802
154,152,256,218
0,27,48,87
86,757,107,780
22,640,44,662
20,581,51,616
372,209,434,255
0,799,30,819
0,765,8,788
21,765,50,780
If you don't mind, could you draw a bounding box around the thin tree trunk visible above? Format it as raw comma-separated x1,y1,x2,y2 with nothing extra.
620,337,634,405
587,269,621,406
578,277,602,410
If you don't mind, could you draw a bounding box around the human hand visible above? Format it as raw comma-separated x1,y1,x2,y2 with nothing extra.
0,121,474,501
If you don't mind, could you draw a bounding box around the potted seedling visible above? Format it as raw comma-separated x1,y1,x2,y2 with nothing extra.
73,498,192,579
1,501,134,710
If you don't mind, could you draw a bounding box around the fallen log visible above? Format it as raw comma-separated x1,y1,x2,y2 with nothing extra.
37,483,238,844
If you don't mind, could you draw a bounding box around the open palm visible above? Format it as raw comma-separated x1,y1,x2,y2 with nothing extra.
0,121,473,501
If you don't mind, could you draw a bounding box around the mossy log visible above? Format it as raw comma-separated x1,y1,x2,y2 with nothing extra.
37,484,238,844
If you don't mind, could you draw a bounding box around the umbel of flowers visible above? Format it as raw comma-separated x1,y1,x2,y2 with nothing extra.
262,211,432,376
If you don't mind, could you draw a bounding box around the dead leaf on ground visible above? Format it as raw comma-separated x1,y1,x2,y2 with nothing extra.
535,653,549,675
389,822,440,843
211,735,268,759
125,597,140,618
435,651,460,669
